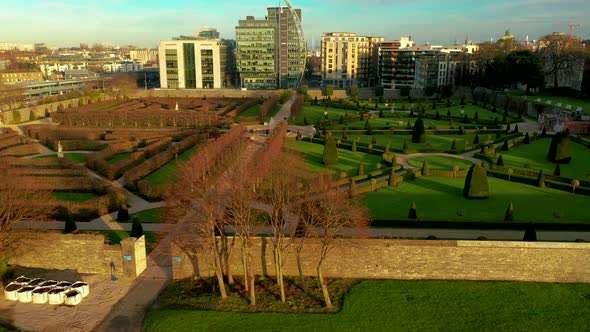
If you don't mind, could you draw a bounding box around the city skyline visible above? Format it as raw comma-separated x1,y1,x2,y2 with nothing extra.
2,0,590,48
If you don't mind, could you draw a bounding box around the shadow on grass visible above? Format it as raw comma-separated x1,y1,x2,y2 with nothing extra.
412,177,463,196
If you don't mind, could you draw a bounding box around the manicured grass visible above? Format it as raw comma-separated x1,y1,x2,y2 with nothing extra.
499,138,590,180
333,134,488,152
143,280,590,332
507,90,590,114
290,105,349,126
51,191,99,202
238,104,260,118
35,153,87,163
107,152,132,164
144,146,197,185
364,176,590,223
127,208,165,223
288,140,383,176
408,156,473,170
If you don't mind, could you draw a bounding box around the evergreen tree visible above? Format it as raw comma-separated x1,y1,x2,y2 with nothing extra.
547,130,572,164
63,209,77,234
537,169,546,188
502,140,509,151
474,112,479,121
523,223,537,241
523,132,530,144
504,202,515,221
421,160,430,176
411,118,426,144
357,162,365,176
131,216,144,238
463,164,489,199
554,163,561,176
497,154,504,166
505,124,510,134
512,124,519,134
322,136,339,165
473,133,480,145
447,110,451,117
351,139,357,152
117,206,130,221
462,114,469,123
450,139,457,152
371,135,377,145
379,110,383,118
403,140,409,150
388,167,397,187
296,130,302,141
435,111,441,120
342,131,348,140
494,116,499,125
408,201,417,219
541,127,547,137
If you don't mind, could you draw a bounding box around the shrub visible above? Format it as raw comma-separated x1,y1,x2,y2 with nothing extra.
473,133,480,145
523,223,537,241
463,164,489,199
130,216,144,238
357,162,364,176
117,206,130,221
402,140,409,150
426,235,437,240
421,160,430,176
553,164,561,176
474,112,479,121
512,124,519,134
296,130,302,141
523,132,530,144
371,135,376,145
388,168,397,187
502,140,509,151
322,136,338,165
537,169,546,188
547,130,572,164
496,154,504,166
411,118,426,143
450,139,457,152
63,209,77,234
352,140,357,152
408,201,417,219
504,202,515,221
541,127,547,137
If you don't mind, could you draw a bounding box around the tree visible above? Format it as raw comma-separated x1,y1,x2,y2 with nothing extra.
474,112,479,121
505,50,544,94
408,201,417,219
497,154,504,166
0,84,26,110
351,140,357,152
507,168,514,181
324,85,334,97
523,223,537,241
450,139,457,152
63,208,77,234
0,162,53,251
357,162,364,176
571,179,580,193
553,164,561,176
523,132,530,144
402,140,409,150
512,124,519,134
547,130,572,164
502,140,509,151
504,202,515,221
300,174,370,308
421,160,430,176
388,167,397,187
538,33,584,89
322,136,338,165
374,85,384,99
106,73,137,99
411,118,426,143
350,85,359,100
130,216,143,238
473,133,480,145
537,169,546,188
463,164,489,199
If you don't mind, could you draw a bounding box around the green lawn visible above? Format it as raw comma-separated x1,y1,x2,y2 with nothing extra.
288,140,383,176
107,152,132,165
127,208,165,223
35,153,87,163
408,156,473,170
290,105,349,126
364,176,590,223
51,191,99,202
508,90,590,115
143,280,590,332
499,138,590,180
238,104,260,118
333,134,488,152
144,146,197,185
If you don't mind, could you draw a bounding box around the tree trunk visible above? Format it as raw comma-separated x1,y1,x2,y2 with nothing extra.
317,265,332,309
247,252,256,306
242,248,249,292
277,249,286,303
296,248,308,293
214,251,227,298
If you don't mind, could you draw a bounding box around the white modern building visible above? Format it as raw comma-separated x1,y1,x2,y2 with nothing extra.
103,61,143,73
159,39,227,89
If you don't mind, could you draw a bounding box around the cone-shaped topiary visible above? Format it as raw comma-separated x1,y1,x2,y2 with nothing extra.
547,130,572,164
357,162,365,176
421,160,430,176
371,135,377,145
117,206,130,222
537,169,546,188
349,179,356,197
463,164,489,199
450,139,457,152
554,163,561,176
296,130,302,141
322,136,339,165
523,223,537,241
523,132,530,144
409,110,415,118
462,114,469,123
497,154,504,166
403,140,409,150
388,167,397,187
408,201,417,219
379,110,383,118
63,209,77,234
434,111,441,120
411,118,426,143
474,112,479,121
131,216,144,238
504,202,515,221
352,139,357,152
502,140,509,151
496,131,502,138
385,142,390,154
473,133,480,145
447,110,451,117
505,124,510,133
512,124,519,134
541,126,547,137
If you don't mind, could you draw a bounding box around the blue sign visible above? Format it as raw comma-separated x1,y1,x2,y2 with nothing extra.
123,255,132,261
173,257,182,263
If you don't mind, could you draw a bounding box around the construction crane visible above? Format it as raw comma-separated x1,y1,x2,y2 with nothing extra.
559,20,581,37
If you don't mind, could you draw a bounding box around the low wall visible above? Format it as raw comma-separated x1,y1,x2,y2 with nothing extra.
9,231,146,279
129,89,277,99
172,238,590,283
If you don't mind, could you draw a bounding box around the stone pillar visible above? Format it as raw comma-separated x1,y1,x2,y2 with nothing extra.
120,235,147,279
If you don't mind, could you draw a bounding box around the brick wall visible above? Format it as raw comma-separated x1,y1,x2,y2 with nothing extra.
172,238,590,283
9,231,146,279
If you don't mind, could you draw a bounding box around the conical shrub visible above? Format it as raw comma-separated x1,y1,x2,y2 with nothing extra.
497,154,504,166
408,201,417,219
322,136,338,165
537,169,546,188
463,164,489,199
131,216,144,238
504,202,515,221
412,118,426,143
421,160,430,176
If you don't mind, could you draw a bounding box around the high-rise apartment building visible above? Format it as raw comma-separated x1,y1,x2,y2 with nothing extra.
159,39,227,89
236,2,306,89
321,32,384,89
377,37,419,89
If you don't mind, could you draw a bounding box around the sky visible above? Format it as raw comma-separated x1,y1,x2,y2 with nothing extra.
2,0,589,48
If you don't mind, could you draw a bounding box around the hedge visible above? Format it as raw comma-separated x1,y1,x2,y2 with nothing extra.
0,143,42,157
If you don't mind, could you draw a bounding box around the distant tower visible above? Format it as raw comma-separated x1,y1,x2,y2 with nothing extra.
525,35,529,47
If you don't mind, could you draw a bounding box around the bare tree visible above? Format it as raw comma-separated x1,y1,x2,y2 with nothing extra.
106,73,137,99
538,33,585,89
303,173,371,308
0,161,53,254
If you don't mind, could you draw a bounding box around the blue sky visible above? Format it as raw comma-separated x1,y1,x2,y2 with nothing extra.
2,0,589,48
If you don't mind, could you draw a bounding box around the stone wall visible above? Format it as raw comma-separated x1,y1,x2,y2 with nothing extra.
172,238,590,283
129,89,278,99
9,231,146,279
